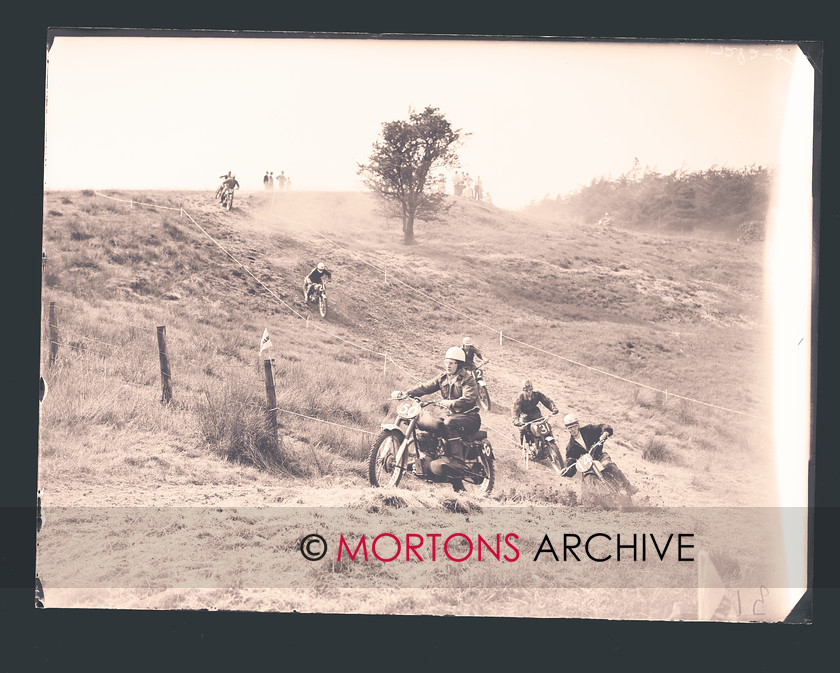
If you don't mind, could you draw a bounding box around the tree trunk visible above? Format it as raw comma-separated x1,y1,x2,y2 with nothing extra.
402,213,415,245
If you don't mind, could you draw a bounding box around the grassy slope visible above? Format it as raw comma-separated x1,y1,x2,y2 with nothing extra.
38,188,776,616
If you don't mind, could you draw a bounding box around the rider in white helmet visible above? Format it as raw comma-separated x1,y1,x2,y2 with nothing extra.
561,413,637,494
460,336,486,372
391,346,480,491
304,262,332,302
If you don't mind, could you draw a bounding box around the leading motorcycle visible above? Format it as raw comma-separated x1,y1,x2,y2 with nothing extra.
303,279,328,318
368,395,495,496
517,415,566,473
561,437,634,507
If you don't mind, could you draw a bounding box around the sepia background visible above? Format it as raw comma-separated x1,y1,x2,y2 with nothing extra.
38,33,814,621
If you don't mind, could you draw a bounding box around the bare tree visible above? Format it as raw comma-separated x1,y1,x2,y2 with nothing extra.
358,106,465,245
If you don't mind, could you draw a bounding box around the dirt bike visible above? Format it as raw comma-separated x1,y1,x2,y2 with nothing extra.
517,415,565,473
220,187,235,211
368,395,495,496
303,279,328,318
471,361,492,411
561,438,633,507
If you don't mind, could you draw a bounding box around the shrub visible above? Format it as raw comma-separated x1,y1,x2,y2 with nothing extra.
737,220,765,243
642,435,678,463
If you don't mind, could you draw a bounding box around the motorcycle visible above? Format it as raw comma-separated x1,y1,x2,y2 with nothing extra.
471,360,492,411
517,415,565,473
368,395,495,496
220,187,235,211
303,279,328,318
561,438,634,507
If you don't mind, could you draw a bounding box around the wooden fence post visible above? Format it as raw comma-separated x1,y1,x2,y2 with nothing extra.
48,301,59,366
263,360,278,448
156,325,173,404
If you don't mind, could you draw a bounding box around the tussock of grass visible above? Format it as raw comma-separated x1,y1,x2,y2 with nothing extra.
197,376,296,474
642,435,678,463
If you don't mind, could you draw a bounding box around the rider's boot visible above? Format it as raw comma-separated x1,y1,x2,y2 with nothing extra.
412,451,426,477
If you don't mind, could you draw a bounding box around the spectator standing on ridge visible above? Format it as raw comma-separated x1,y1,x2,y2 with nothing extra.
263,171,271,190
475,176,483,201
277,171,287,192
463,173,474,199
269,172,275,190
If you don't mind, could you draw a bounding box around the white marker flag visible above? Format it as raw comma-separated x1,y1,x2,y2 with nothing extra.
259,328,273,359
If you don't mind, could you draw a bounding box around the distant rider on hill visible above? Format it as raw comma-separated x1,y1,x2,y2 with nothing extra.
560,413,637,493
304,262,332,302
513,379,559,447
220,173,239,203
460,337,487,372
391,346,480,492
216,171,232,199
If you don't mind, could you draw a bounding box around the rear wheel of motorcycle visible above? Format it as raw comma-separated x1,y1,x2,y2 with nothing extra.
318,294,328,319
367,431,404,488
582,473,619,508
477,385,491,412
465,449,495,496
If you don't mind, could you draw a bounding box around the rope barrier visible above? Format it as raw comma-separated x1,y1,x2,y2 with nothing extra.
86,192,763,421
298,221,765,420
269,407,375,435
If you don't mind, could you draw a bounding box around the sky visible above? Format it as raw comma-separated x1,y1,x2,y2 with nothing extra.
43,35,802,210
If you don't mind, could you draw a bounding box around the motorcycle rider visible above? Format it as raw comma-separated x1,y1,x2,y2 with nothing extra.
391,346,480,491
461,337,486,372
304,262,332,302
560,413,638,494
220,173,240,204
513,379,559,449
216,171,232,199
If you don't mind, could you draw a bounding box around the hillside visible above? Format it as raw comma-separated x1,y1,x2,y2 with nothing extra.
37,188,777,618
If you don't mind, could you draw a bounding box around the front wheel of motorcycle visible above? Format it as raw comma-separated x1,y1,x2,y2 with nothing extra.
545,441,566,473
581,473,620,508
368,430,405,488
318,294,328,319
477,385,491,412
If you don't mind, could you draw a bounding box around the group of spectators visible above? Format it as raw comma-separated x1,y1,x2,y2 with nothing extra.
263,170,291,192
451,171,489,202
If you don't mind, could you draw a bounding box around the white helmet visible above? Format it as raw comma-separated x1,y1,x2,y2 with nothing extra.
317,262,325,271
231,173,236,178
444,347,466,363
462,337,472,346
563,413,579,427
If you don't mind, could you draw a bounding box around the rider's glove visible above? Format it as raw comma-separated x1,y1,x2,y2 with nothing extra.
391,390,403,399
552,409,559,415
